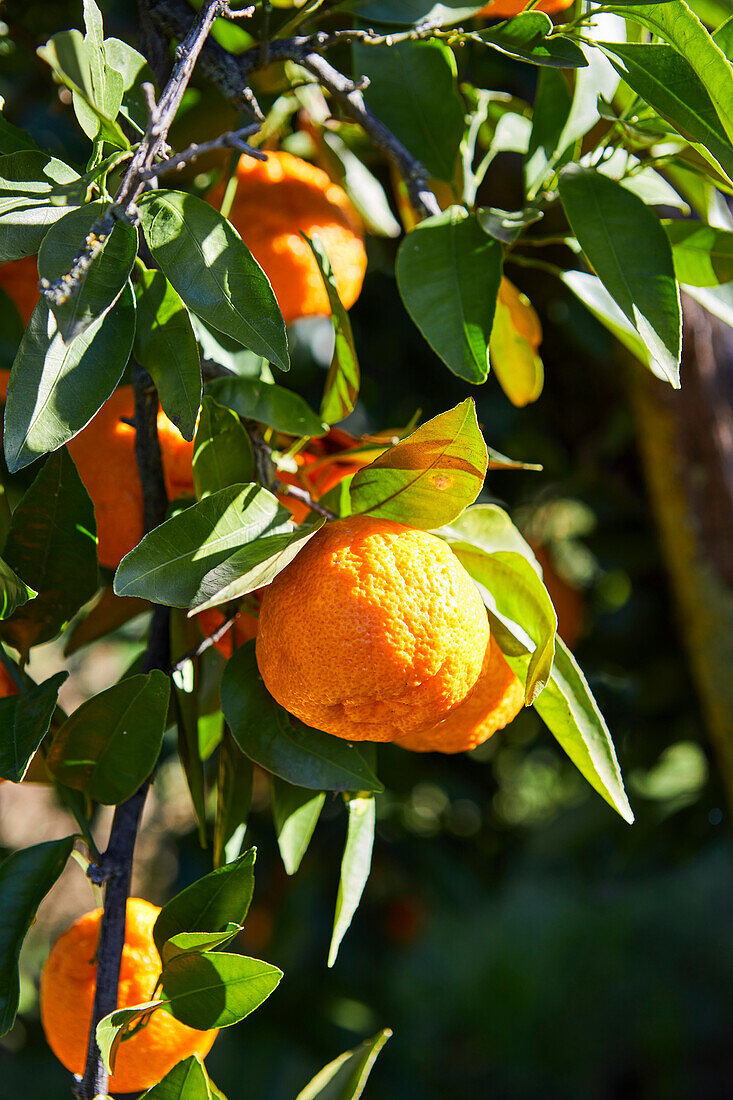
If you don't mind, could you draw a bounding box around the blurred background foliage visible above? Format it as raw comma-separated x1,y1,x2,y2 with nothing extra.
0,1,730,1098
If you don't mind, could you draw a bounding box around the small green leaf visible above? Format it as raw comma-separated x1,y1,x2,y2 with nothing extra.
139,190,288,371
97,1001,165,1077
0,672,67,782
328,795,375,968
46,670,170,803
525,66,573,198
104,37,156,135
0,837,75,1035
396,208,502,383
272,777,325,876
478,12,588,69
477,205,543,244
114,484,294,607
37,28,127,148
0,557,36,620
193,397,254,500
221,642,383,792
206,376,325,437
663,220,733,286
134,269,202,441
296,1029,393,1100
153,848,256,958
350,399,487,528
318,130,400,238
306,235,360,426
161,952,282,1030
161,925,242,967
140,1054,213,1099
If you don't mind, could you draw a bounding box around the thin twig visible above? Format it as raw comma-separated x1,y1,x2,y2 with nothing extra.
170,608,240,672
139,123,266,178
278,482,337,520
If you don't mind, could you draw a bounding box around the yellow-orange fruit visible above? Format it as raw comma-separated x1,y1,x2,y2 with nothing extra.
0,256,40,324
212,151,367,323
398,635,523,753
256,516,490,741
479,0,574,17
40,898,218,1094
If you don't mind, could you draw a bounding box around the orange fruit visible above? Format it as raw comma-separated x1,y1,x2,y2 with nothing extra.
0,256,40,325
211,151,367,323
0,375,194,569
197,604,260,657
479,0,574,16
277,427,389,523
255,516,490,741
40,898,218,1095
0,664,18,698
398,635,523,753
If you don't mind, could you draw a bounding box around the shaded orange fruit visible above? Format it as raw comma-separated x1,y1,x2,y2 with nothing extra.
40,898,218,1094
0,664,18,698
479,0,574,16
256,516,490,741
211,151,367,323
196,604,260,657
398,635,523,753
0,256,40,325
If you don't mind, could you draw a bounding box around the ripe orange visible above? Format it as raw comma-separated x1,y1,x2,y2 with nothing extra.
0,256,40,324
40,898,218,1095
255,516,490,741
479,0,574,16
212,151,367,323
398,635,523,753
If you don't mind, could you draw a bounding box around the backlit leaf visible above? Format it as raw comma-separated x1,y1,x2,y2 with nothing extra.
328,795,375,967
0,672,67,782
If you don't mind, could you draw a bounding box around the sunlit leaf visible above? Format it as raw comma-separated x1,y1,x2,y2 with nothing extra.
328,795,375,967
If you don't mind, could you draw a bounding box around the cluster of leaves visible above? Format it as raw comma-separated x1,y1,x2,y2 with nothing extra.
3,0,733,1092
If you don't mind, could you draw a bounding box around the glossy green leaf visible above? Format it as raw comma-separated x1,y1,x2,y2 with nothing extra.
193,397,254,500
134,269,202,441
663,220,733,286
350,399,488,528
214,734,253,870
296,1029,393,1100
47,670,170,803
153,849,256,958
601,42,733,184
0,151,84,262
104,37,156,134
558,166,681,386
206,376,325,437
0,672,66,782
140,1055,212,1100
272,777,325,876
396,208,501,383
0,557,36,620
97,1001,165,1077
319,130,400,238
138,190,288,371
161,952,282,1030
37,28,127,148
0,837,75,1035
0,450,98,657
221,642,383,792
353,39,464,181
328,795,375,967
525,66,573,198
478,12,588,69
0,114,37,156
171,610,207,849
4,281,136,472
161,925,242,967
306,235,360,425
477,205,543,244
114,484,294,607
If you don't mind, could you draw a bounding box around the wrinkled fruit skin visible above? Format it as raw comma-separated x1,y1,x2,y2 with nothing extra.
479,0,573,16
40,898,218,1094
0,255,40,324
256,516,490,742
398,635,524,753
211,150,367,323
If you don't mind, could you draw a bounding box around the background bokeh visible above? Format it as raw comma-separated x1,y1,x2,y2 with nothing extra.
0,3,729,1098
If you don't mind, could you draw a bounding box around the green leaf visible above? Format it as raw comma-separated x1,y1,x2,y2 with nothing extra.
305,235,360,425
477,205,543,244
352,39,464,181
140,1055,213,1100
601,42,733,184
0,450,98,657
188,521,324,614
161,952,282,1030
153,848,256,958
38,201,137,343
46,670,170,803
97,1001,165,1077
622,2,733,148
0,557,36,620
221,642,383,792
272,777,325,876
663,220,733,286
134,269,202,441
0,114,37,156
328,795,375,968
104,37,157,135
114,484,294,607
478,12,588,69
0,151,84,262
318,130,400,239
525,66,573,198
558,166,681,386
296,1029,393,1100
193,397,254,500
0,672,66,782
171,610,207,849
214,734,253,870
0,837,75,1035
396,208,502,384
161,925,243,967
138,190,288,371
206,376,325,436
37,29,127,148
349,399,488,528
440,504,541,572
4,281,136,473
